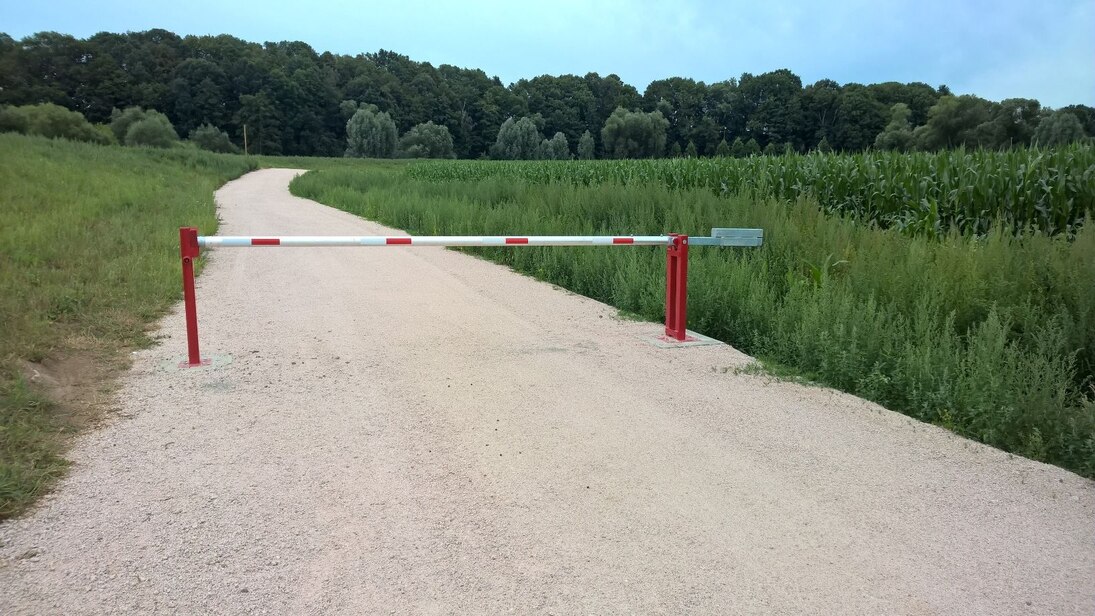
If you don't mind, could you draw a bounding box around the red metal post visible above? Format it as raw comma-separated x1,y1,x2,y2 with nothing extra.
664,234,689,341
179,227,205,367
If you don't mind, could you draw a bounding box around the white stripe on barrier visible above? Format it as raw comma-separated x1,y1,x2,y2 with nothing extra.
197,235,675,248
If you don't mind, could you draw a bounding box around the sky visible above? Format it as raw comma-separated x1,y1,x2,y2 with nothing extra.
4,0,1093,107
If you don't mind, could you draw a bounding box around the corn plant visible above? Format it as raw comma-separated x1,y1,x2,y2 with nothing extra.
406,145,1095,236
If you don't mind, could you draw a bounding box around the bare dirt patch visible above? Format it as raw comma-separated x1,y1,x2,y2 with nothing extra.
20,352,118,429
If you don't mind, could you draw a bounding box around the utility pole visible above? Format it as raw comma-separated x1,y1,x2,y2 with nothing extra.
243,124,248,155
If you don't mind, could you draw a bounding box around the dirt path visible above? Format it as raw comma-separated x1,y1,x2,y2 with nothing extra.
2,168,1092,614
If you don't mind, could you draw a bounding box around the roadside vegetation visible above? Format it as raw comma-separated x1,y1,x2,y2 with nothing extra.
293,160,1095,478
0,130,390,518
0,134,259,518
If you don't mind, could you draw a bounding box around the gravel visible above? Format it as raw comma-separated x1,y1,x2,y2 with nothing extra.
2,168,1092,615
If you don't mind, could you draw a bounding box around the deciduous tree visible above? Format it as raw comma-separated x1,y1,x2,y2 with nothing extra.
1033,110,1087,146
169,58,229,136
189,123,239,153
913,95,993,150
110,106,157,142
799,79,842,148
346,107,398,158
730,137,746,157
546,131,570,160
600,107,669,158
512,75,595,154
0,103,111,144
874,103,914,151
833,85,888,151
866,81,941,127
491,116,541,160
987,98,1042,147
643,77,710,152
1060,104,1095,137
398,121,455,158
125,111,179,147
237,91,282,155
739,69,804,148
576,130,595,159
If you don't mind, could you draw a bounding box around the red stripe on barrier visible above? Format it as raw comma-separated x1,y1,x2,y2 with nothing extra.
251,238,280,246
612,237,634,244
505,237,529,244
386,237,412,245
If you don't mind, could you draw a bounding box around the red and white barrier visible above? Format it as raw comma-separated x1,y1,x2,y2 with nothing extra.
199,235,673,248
178,227,696,367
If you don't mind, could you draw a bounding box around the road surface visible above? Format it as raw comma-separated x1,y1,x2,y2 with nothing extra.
2,169,1092,614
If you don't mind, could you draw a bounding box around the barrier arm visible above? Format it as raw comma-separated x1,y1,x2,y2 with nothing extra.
178,228,763,366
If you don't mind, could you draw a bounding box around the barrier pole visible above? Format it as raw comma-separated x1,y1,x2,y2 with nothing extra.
179,227,205,367
664,234,689,341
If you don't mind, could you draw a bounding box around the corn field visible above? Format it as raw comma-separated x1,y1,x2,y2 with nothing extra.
407,145,1095,236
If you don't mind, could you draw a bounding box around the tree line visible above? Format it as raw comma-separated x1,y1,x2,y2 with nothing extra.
1,29,1092,159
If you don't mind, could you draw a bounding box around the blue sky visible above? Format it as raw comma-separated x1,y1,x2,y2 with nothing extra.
5,0,1093,107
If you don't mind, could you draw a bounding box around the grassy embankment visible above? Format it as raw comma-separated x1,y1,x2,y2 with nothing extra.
0,132,401,518
0,134,265,518
292,163,1095,478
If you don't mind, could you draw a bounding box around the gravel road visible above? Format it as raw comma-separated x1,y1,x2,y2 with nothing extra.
2,168,1092,615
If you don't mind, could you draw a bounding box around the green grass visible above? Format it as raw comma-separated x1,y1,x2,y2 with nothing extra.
0,134,266,517
292,165,1095,478
0,378,68,518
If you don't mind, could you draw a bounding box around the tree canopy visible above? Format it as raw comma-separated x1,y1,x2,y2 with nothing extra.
190,123,240,153
123,110,179,148
576,130,595,160
601,107,669,159
398,121,455,158
1034,110,1087,146
491,117,542,160
0,103,111,144
345,107,397,158
0,29,1090,158
874,103,914,151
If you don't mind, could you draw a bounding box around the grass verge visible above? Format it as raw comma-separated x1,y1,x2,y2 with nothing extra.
0,134,263,518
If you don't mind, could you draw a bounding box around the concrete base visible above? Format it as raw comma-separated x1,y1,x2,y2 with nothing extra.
160,353,234,372
644,330,724,349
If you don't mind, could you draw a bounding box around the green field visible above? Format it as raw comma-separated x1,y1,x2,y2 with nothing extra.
407,146,1095,236
294,160,1095,478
